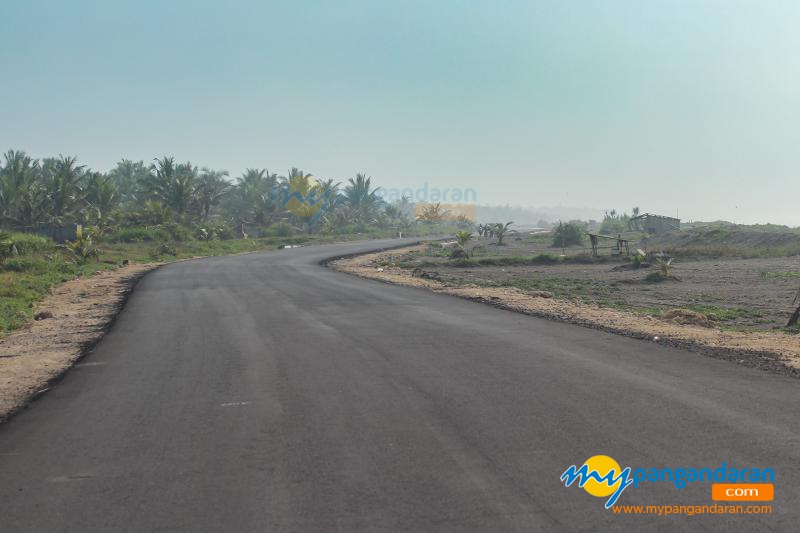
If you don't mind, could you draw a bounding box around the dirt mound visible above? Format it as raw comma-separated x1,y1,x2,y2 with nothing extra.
660,309,716,328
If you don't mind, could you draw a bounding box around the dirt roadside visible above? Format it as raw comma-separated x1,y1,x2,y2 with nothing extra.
332,245,800,376
0,263,159,422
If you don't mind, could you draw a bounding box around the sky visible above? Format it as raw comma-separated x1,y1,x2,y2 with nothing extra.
1,0,798,225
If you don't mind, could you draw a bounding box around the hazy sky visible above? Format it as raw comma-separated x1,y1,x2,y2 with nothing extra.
1,1,798,225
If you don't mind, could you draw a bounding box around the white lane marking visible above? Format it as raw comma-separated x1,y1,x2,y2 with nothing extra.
220,401,252,407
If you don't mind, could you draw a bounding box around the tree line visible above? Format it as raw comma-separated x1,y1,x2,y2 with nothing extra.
0,150,419,238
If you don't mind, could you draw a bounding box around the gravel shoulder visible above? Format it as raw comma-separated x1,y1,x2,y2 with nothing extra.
0,263,158,422
332,245,800,375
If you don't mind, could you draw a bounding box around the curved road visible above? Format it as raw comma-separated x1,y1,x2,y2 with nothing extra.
1,239,798,532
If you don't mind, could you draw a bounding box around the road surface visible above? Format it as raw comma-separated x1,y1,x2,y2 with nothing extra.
1,239,798,532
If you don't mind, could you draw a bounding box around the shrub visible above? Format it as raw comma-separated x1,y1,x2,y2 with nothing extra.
196,221,235,241
0,231,18,264
152,243,177,256
162,223,193,242
262,222,293,237
9,233,54,255
552,221,584,247
60,227,99,264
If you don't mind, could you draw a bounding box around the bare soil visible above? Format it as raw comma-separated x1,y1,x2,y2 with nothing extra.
0,263,158,422
430,256,800,328
332,245,800,374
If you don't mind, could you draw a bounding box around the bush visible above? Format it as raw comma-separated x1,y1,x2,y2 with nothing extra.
196,221,235,241
152,243,177,256
552,222,584,247
262,222,293,237
9,233,54,255
161,223,193,242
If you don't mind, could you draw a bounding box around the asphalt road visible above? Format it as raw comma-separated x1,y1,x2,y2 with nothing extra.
1,238,799,532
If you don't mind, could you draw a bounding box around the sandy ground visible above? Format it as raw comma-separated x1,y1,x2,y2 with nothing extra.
332,245,800,374
0,263,159,422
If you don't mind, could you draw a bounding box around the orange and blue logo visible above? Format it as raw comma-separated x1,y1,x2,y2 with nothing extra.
561,456,775,509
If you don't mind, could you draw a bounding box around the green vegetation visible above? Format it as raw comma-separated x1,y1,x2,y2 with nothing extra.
551,221,584,247
0,231,16,263
454,231,473,258
0,149,450,239
493,222,514,245
0,255,108,334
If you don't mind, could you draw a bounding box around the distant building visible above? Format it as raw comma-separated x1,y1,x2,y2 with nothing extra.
630,213,680,235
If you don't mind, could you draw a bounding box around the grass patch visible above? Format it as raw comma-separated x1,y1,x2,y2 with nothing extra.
0,258,110,334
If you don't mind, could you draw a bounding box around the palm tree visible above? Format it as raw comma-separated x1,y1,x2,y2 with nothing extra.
108,159,150,205
225,168,279,231
0,150,44,225
345,173,383,224
143,157,198,218
42,155,86,224
494,221,514,245
83,171,119,230
196,168,230,221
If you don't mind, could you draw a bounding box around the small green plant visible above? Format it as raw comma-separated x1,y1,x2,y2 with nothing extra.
59,227,99,264
454,230,473,258
645,256,675,282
